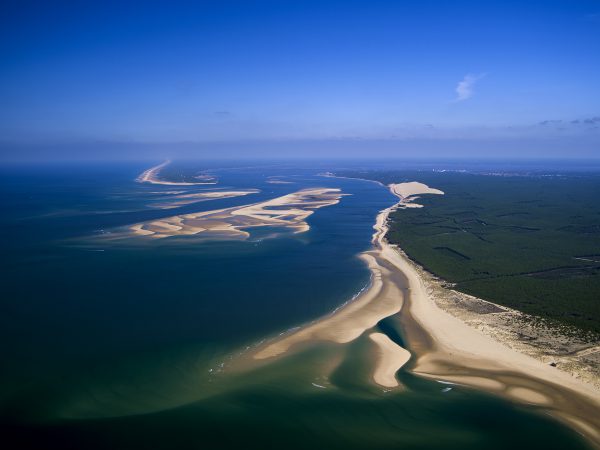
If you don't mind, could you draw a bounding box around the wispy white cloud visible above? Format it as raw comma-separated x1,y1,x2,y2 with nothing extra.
455,73,485,101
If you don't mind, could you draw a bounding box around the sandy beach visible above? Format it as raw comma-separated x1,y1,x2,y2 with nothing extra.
248,180,600,446
383,182,600,446
254,252,402,359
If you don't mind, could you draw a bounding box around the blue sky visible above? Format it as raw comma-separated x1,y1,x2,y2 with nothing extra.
1,0,599,159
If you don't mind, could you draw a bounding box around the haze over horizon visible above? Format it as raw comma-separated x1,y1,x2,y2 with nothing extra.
1,0,599,161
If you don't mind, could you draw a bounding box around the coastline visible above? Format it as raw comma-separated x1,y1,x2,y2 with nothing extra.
379,183,600,446
247,179,600,446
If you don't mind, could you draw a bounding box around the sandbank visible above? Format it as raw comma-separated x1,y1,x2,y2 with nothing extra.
126,188,344,240
369,332,411,388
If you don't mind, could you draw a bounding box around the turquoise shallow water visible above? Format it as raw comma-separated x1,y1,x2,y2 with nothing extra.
0,161,593,449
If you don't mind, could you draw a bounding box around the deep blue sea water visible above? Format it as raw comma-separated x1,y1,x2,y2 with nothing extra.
0,160,593,449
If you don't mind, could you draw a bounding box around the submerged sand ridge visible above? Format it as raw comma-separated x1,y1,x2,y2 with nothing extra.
389,181,444,208
151,189,260,209
128,188,345,240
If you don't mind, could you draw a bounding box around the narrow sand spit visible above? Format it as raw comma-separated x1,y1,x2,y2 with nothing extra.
137,160,217,186
253,253,403,359
127,188,344,240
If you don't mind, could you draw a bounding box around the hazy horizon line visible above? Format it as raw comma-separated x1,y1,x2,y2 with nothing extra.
1,135,599,163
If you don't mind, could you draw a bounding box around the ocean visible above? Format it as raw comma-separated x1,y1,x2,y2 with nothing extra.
0,160,592,449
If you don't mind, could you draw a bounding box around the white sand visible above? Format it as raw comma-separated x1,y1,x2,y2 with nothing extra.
250,179,600,443
378,182,600,443
389,182,444,208
253,252,403,359
369,332,411,388
389,182,444,199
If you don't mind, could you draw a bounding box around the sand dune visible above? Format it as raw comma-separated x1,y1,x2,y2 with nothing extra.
389,181,444,198
389,181,444,208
